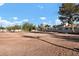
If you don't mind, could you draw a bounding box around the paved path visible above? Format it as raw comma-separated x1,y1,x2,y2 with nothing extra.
0,32,79,56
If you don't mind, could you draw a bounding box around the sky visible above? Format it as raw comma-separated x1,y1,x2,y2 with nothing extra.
0,3,61,27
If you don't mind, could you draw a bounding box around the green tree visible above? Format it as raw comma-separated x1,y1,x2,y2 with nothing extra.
0,26,5,29
44,24,50,31
22,22,36,32
38,24,44,31
38,24,51,32
6,25,21,31
59,3,79,32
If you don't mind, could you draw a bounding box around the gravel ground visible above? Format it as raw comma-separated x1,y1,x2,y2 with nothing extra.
0,32,79,56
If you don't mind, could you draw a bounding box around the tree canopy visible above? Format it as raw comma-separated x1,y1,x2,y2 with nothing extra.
59,3,79,24
58,3,79,32
22,22,36,32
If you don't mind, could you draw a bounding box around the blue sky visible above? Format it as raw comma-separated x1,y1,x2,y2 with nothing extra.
0,3,61,27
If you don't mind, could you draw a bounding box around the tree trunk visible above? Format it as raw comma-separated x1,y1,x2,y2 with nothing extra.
71,24,75,32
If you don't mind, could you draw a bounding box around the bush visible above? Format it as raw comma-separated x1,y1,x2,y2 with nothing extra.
22,22,36,32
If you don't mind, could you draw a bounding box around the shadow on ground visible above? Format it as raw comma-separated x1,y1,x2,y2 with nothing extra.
22,35,79,52
31,32,79,42
46,32,79,42
23,35,40,39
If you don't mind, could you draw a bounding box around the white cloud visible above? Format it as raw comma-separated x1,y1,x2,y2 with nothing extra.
11,21,21,25
43,22,47,25
0,3,5,6
55,19,61,25
12,17,18,20
13,19,29,25
0,17,20,27
40,17,46,20
22,19,29,22
42,21,52,25
0,17,30,27
0,19,12,27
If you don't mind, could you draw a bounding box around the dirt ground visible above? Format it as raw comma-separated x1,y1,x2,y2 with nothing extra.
0,32,79,56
